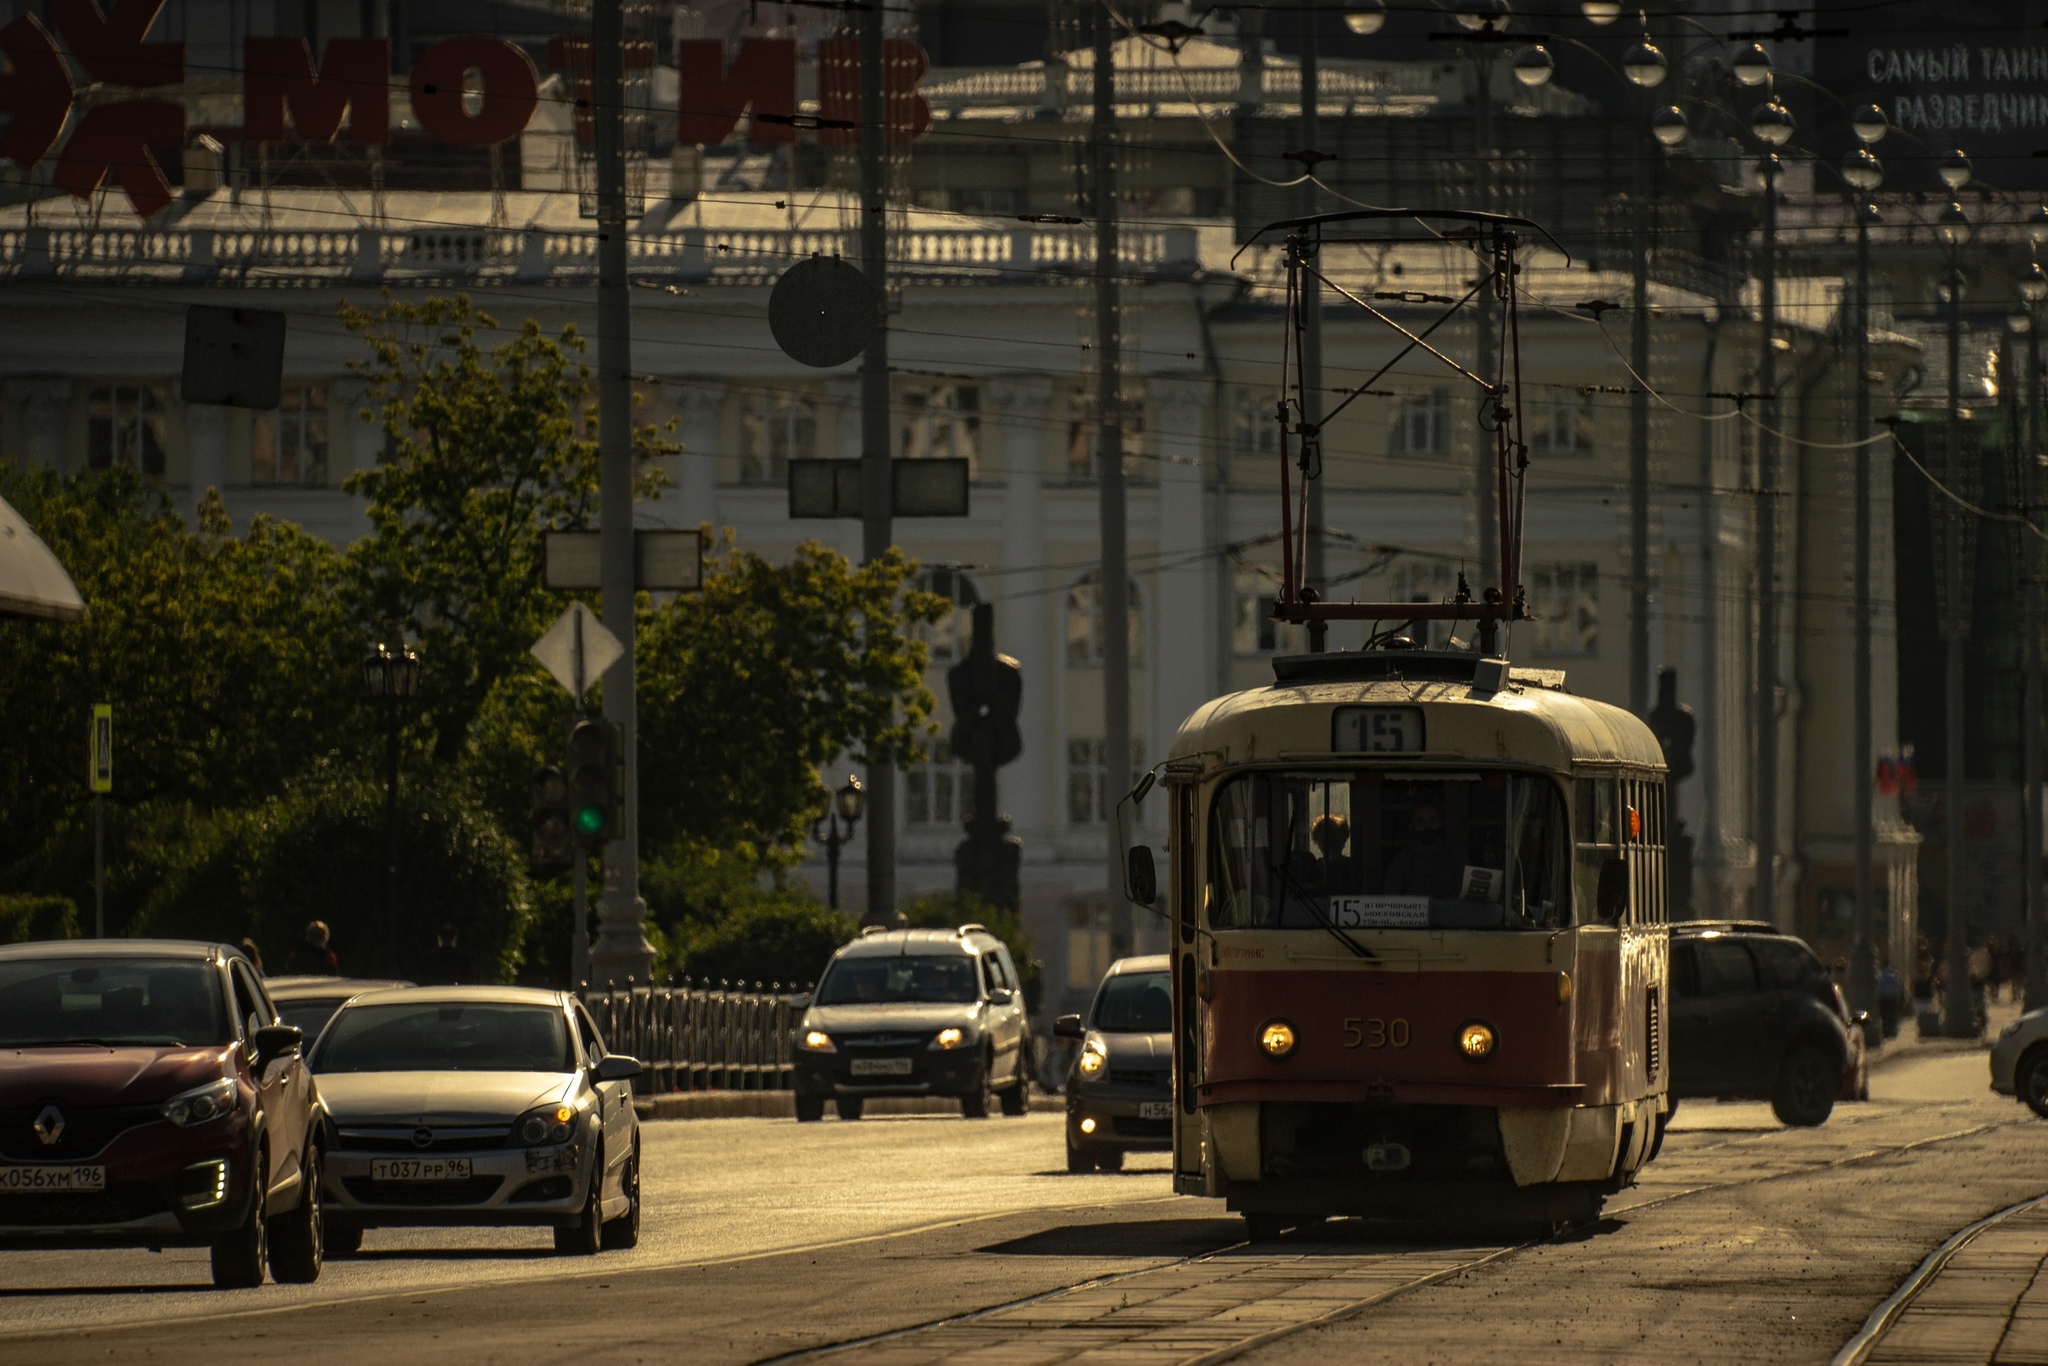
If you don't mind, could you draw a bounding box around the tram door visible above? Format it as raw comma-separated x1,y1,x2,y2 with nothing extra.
1173,780,1202,1174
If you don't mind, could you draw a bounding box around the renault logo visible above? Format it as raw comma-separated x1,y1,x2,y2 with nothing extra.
410,1127,434,1149
32,1105,65,1147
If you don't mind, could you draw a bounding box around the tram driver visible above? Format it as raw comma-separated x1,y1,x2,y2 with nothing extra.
1381,799,1470,899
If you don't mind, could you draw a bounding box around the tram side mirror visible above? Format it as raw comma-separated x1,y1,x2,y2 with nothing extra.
1596,856,1629,923
1126,845,1159,907
1054,1014,1085,1039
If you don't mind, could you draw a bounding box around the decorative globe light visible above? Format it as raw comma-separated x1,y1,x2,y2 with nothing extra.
1733,42,1772,87
1841,148,1883,194
1750,98,1795,147
1454,0,1510,35
2010,305,2033,335
1651,105,1689,147
1936,200,1972,248
835,773,866,823
1937,148,1972,192
2029,205,2048,248
1343,1,1386,36
1937,269,1965,306
1851,103,1888,146
2021,262,2048,304
1513,45,1555,87
1623,42,1667,88
1581,1,1622,23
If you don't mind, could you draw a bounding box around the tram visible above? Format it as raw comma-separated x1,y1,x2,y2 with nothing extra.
1148,650,1670,1234
1132,207,1668,1234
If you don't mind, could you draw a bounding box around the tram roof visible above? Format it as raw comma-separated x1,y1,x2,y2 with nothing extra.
1168,653,1665,775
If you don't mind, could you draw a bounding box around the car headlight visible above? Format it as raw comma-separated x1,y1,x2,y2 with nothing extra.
515,1103,578,1147
162,1077,237,1127
799,1029,836,1053
1077,1043,1107,1077
1458,1020,1498,1061
1259,1020,1297,1058
930,1027,968,1050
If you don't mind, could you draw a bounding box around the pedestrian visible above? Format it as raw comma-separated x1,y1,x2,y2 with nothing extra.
237,938,265,977
1877,956,1903,1040
413,923,475,986
285,920,338,977
1986,936,2008,1005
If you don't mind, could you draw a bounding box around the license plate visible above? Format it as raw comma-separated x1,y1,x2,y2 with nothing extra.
369,1158,472,1183
850,1057,913,1077
1139,1101,1172,1120
0,1165,105,1193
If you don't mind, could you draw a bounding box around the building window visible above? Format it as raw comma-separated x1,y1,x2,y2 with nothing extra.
912,565,981,665
1067,738,1146,825
1065,391,1144,480
906,738,974,827
87,385,166,477
251,386,329,485
1388,388,1452,458
1529,562,1599,656
1232,566,1304,656
900,382,979,479
1228,387,1280,462
738,387,815,485
1527,385,1595,456
1065,571,1145,667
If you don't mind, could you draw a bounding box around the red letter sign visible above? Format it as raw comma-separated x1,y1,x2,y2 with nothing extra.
676,39,797,146
51,0,182,87
244,37,390,144
816,39,930,146
53,100,184,217
0,15,73,169
409,36,539,146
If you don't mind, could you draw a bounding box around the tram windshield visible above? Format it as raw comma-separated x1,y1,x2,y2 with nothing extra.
1208,769,1569,931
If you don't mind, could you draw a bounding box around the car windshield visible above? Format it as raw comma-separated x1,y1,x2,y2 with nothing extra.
1093,972,1171,1032
1209,768,1568,931
276,998,349,1039
311,1002,573,1074
0,958,228,1048
815,955,980,1005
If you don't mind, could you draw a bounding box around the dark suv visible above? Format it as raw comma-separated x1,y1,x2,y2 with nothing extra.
1669,922,1852,1127
792,927,1032,1120
0,940,324,1287
1055,954,1172,1173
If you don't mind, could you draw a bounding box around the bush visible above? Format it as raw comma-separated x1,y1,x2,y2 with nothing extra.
0,894,78,945
903,890,1044,1014
138,769,533,981
675,899,855,990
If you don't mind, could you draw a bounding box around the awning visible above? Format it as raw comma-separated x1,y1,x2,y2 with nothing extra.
0,492,85,622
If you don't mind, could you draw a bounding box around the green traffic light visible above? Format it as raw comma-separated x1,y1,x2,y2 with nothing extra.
573,805,606,837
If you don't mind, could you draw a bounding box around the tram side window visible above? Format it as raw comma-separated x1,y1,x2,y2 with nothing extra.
1575,776,1621,925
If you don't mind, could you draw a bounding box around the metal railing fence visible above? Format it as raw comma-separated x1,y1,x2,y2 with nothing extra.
582,979,810,1095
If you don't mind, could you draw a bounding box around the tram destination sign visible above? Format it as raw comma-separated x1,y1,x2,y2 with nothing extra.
1814,0,2048,189
1332,707,1425,754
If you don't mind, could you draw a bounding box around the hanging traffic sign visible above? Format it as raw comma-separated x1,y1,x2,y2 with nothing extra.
88,704,111,793
531,601,624,700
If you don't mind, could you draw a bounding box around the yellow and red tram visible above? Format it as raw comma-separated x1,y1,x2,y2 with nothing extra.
1159,650,1670,1235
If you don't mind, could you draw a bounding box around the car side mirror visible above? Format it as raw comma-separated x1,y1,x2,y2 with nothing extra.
1053,1013,1085,1040
987,988,1014,1007
1596,856,1629,923
595,1054,643,1081
1126,845,1158,907
253,1024,302,1067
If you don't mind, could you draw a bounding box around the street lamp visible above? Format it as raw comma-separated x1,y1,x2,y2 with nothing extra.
1732,42,1772,88
362,641,422,962
2023,259,2048,1012
1938,149,1973,193
1513,44,1554,87
1581,0,1621,24
1936,188,1977,1038
1454,0,1509,35
1651,105,1688,146
1852,103,1889,146
811,775,865,911
1622,40,1667,88
1749,96,1795,147
1342,0,1385,36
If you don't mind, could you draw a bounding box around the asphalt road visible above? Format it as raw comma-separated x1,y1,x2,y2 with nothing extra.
0,1048,2041,1365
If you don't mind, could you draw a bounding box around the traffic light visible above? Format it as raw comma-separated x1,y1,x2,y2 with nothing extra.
530,766,572,869
566,720,621,850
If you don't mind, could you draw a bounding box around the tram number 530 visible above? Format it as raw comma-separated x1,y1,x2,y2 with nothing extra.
1342,1017,1411,1049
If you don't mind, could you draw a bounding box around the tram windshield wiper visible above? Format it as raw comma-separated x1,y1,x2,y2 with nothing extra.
1266,858,1377,961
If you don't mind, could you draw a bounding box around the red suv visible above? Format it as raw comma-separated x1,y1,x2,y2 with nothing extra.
0,940,325,1287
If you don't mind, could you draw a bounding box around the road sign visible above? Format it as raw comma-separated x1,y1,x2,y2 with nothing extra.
544,528,704,591
787,458,971,518
531,601,624,700
88,704,111,793
769,256,876,368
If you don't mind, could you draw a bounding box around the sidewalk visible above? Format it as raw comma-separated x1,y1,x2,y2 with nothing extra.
1866,998,2024,1071
1849,1198,2048,1365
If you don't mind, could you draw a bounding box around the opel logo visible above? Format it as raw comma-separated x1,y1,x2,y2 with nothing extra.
32,1105,65,1147
410,1127,434,1149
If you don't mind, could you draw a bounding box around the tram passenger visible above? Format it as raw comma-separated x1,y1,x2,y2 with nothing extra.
1381,800,1468,899
1295,813,1364,894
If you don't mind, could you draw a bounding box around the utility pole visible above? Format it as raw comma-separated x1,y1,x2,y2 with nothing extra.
1093,2,1132,958
1941,209,1975,1037
1849,197,1880,1043
2029,276,2048,1010
1472,48,1499,592
1627,107,1651,715
859,0,898,927
589,0,653,984
1299,0,1325,619
1752,152,1782,930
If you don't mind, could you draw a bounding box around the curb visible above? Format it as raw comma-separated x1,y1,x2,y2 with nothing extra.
636,1091,1065,1121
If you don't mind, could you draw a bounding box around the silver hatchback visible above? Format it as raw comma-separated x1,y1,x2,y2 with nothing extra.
310,986,643,1255
1990,1005,2048,1119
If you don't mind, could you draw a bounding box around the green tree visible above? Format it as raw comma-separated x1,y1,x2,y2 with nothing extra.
337,293,671,763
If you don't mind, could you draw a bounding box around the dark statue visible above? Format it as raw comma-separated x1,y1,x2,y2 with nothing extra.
1647,667,1696,919
947,603,1023,914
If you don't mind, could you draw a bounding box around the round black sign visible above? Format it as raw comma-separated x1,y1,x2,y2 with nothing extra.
769,255,877,369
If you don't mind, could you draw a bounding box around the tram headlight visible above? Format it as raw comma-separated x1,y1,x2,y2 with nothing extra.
1258,1020,1297,1058
1556,971,1574,1004
1458,1020,1498,1061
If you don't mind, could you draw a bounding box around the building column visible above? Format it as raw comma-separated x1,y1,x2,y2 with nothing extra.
993,374,1054,853
11,378,71,470
825,376,866,563
184,402,230,529
660,379,721,532
1152,376,1212,784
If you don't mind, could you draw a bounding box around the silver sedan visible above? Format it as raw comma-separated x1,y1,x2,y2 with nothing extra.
308,986,643,1256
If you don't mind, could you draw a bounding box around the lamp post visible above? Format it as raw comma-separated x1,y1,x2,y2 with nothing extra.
362,641,422,962
2026,239,2048,1011
1934,179,1977,1037
1749,80,1794,929
812,776,865,912
1620,18,1670,717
